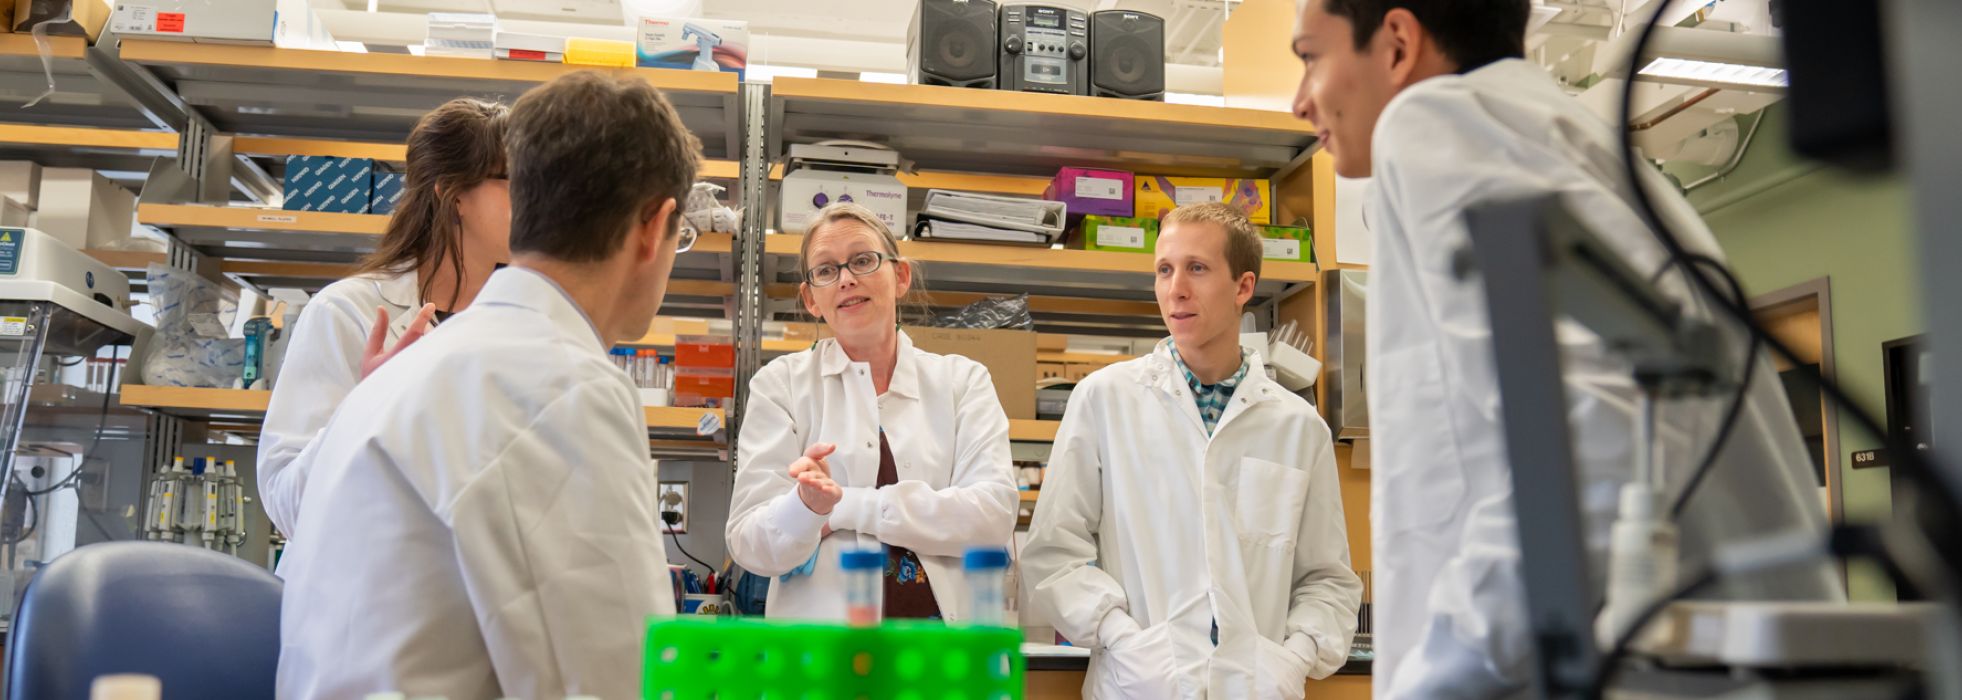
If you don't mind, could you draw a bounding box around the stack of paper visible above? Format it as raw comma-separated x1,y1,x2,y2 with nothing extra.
425,13,496,59
914,190,1067,246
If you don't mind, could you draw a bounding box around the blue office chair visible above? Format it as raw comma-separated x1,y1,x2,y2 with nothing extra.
4,541,282,699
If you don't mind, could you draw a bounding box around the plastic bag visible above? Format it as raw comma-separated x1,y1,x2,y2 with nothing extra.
926,293,1034,331
140,264,246,388
683,182,743,235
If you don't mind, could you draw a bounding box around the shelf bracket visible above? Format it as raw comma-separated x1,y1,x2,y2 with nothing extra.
84,32,193,133
729,82,770,464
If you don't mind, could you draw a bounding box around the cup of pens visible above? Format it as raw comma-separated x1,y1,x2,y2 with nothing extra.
682,593,726,615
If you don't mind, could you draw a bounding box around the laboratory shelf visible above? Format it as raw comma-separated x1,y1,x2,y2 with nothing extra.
1009,419,1059,442
0,125,178,188
758,233,1311,337
0,35,163,131
120,385,725,440
117,40,744,160
768,76,1318,179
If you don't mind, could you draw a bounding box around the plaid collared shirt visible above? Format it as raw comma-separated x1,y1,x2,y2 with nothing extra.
1170,343,1250,436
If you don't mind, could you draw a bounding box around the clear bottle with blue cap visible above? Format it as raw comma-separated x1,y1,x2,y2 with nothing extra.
963,546,1011,626
840,548,885,626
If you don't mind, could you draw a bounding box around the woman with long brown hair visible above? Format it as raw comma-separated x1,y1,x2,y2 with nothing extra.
259,98,511,539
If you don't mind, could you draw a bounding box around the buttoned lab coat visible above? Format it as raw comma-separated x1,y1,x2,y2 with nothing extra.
276,268,674,700
728,332,1019,621
260,269,422,538
1023,340,1362,699
1363,58,1840,699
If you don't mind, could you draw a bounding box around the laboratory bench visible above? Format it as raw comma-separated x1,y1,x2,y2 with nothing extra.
1020,651,1372,699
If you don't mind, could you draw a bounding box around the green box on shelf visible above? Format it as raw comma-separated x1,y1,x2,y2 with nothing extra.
1078,215,1159,254
643,617,1025,699
1260,225,1314,263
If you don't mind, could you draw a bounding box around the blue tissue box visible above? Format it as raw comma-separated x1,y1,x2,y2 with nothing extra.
283,156,373,214
371,171,406,215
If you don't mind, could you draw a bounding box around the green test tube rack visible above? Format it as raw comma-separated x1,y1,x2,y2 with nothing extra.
643,617,1025,700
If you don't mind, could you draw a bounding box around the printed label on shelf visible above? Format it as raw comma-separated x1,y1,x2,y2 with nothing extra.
256,213,299,224
1075,176,1124,201
110,5,157,33
695,411,722,436
1262,237,1301,260
156,11,185,32
1174,186,1223,206
1096,226,1146,249
0,317,26,337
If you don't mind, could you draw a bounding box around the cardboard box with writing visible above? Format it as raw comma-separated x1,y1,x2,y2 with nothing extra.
907,327,1037,420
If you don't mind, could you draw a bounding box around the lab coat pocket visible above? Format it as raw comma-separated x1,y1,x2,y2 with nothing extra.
1096,624,1186,699
1253,636,1311,700
1371,340,1467,534
1232,457,1310,542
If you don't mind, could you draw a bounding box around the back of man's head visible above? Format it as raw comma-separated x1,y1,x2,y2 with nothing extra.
506,71,701,262
1316,0,1530,72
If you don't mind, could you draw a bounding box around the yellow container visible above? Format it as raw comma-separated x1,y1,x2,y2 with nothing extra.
1135,176,1272,224
564,37,636,68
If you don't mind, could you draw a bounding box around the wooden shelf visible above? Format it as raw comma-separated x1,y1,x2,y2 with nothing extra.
1037,352,1133,366
0,33,86,61
1010,419,1059,442
228,135,741,181
770,77,1316,179
140,203,386,236
762,233,1315,284
122,385,722,436
120,40,744,159
1019,490,1041,504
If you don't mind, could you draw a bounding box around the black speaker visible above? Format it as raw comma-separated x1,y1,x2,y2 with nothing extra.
909,0,1000,89
1000,4,1088,96
1090,10,1164,101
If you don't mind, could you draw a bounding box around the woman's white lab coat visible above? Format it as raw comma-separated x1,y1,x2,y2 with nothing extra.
1022,341,1361,699
727,331,1018,621
1363,59,1840,699
258,269,422,538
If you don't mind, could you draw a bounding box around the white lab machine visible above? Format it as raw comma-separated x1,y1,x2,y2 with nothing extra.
0,228,147,631
778,142,909,235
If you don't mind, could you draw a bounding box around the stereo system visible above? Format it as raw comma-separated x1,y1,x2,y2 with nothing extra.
907,0,1165,101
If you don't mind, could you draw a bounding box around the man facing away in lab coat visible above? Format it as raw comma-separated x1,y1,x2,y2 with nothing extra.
1289,1,1839,698
1024,202,1362,699
275,71,703,700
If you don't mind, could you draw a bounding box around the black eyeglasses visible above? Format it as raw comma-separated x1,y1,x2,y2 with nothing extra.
804,250,895,287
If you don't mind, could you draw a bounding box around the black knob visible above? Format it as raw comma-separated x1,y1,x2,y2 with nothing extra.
1068,42,1086,61
1006,35,1023,54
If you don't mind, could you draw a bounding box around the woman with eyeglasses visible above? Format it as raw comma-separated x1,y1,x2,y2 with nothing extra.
259,98,512,540
727,203,1018,622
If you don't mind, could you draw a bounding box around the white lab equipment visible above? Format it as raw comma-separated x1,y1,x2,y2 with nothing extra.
142,456,248,556
962,547,1009,626
841,548,883,626
260,270,424,539
1361,58,1837,699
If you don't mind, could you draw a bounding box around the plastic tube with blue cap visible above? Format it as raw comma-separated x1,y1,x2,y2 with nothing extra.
840,548,885,626
963,547,1011,626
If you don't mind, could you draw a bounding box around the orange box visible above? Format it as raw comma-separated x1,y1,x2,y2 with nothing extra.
674,369,735,408
674,335,735,368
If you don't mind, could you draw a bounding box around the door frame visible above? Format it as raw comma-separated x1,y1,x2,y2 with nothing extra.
1749,277,1841,525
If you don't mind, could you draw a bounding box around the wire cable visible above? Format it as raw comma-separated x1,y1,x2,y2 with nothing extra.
1646,254,1762,519
664,513,715,575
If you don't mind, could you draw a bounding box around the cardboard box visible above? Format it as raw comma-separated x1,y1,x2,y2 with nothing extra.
908,327,1037,420
674,335,735,369
283,156,372,214
15,0,112,40
1037,362,1067,382
1064,363,1097,382
34,167,135,250
1036,333,1068,353
0,162,41,211
1077,215,1158,254
565,37,634,68
1135,176,1272,224
636,17,748,79
1259,225,1314,263
370,171,405,215
108,0,333,48
1045,167,1134,218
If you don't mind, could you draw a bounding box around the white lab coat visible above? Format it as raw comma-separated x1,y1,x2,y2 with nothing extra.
1022,340,1362,700
727,331,1018,621
259,269,422,538
1364,59,1841,699
276,267,674,700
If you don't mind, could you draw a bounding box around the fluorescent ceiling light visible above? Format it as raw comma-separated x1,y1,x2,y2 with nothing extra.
858,71,908,85
745,65,817,84
1639,56,1787,89
1165,92,1226,107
